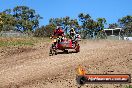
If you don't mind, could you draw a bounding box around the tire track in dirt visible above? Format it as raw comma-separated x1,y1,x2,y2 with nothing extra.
0,40,132,88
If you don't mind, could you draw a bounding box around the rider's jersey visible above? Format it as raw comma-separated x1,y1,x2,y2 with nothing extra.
53,28,64,37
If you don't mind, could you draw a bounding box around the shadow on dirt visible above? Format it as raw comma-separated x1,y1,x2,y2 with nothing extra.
57,51,78,55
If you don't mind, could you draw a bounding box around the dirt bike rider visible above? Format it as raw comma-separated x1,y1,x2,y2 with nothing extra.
69,28,76,42
69,28,76,47
69,28,81,47
51,26,64,47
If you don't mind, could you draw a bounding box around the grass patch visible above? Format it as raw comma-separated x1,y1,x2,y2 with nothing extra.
0,37,51,47
0,41,33,47
125,85,132,88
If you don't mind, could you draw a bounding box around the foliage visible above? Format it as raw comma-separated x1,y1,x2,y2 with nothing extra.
34,24,56,37
0,37,50,47
0,12,17,31
118,15,132,37
108,23,119,29
49,16,80,34
125,85,132,88
78,13,107,39
1,6,132,38
0,6,42,35
13,6,42,33
0,37,33,47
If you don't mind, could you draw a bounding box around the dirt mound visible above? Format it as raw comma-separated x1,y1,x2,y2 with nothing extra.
0,47,35,57
0,40,132,88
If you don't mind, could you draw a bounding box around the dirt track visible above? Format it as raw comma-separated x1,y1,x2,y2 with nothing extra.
0,40,132,88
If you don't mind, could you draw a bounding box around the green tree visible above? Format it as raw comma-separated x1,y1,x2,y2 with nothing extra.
34,24,56,37
78,13,91,29
0,13,3,32
44,24,56,37
78,13,107,39
96,18,106,30
49,18,63,26
49,16,80,35
108,23,119,29
13,6,42,34
78,13,97,39
62,16,70,34
0,11,16,31
96,18,107,39
118,15,132,36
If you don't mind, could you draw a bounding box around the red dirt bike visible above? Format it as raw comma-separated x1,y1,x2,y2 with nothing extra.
49,38,80,56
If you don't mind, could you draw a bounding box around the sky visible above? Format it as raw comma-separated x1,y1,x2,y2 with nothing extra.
0,0,132,27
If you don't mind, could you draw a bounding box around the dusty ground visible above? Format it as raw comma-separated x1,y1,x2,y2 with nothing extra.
0,39,132,88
